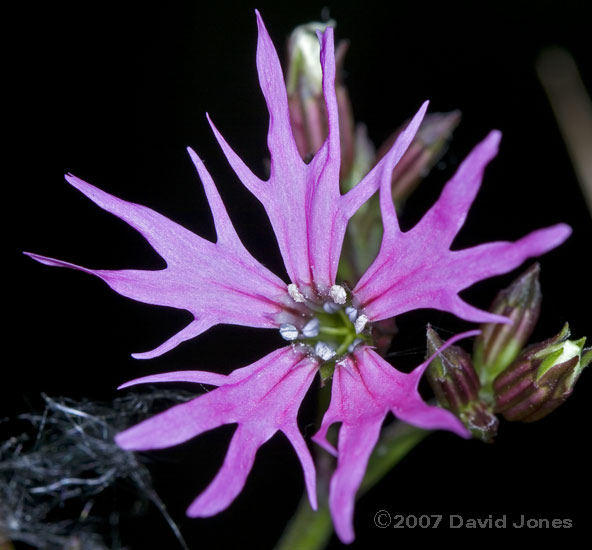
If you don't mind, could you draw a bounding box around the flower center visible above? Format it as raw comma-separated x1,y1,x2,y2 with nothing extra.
279,284,372,365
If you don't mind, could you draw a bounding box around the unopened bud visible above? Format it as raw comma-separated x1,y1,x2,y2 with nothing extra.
287,23,326,97
286,21,355,179
473,264,542,400
338,111,460,282
493,324,591,422
376,110,461,204
426,327,498,442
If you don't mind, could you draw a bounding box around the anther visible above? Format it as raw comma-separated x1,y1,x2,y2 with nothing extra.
354,314,368,334
279,323,299,341
302,318,320,338
288,284,306,303
345,306,358,324
315,341,336,361
329,285,347,304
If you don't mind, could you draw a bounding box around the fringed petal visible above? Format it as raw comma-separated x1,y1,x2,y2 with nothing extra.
354,132,571,322
314,333,474,543
211,17,423,296
116,347,319,515
25,153,288,358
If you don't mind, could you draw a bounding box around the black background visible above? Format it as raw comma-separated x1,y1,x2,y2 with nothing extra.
9,0,592,548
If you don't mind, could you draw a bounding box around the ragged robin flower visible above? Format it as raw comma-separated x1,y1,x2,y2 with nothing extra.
25,11,571,544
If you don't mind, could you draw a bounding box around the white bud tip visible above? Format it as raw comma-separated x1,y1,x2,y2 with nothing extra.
315,341,336,361
345,306,358,323
354,314,368,334
288,284,306,303
329,285,347,304
279,323,299,341
302,317,320,338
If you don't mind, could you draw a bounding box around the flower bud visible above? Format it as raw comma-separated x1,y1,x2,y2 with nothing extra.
375,110,461,204
473,264,542,398
426,327,498,442
286,21,355,179
493,324,591,422
338,111,460,282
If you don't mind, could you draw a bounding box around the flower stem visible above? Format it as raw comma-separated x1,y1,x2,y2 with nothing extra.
273,494,333,550
273,422,430,550
319,326,350,336
359,421,430,495
336,333,356,356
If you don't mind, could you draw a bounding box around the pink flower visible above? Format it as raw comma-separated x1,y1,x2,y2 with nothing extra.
26,11,570,543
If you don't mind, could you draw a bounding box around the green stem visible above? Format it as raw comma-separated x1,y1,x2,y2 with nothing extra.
319,326,350,336
274,495,333,550
360,422,430,495
273,422,430,550
336,333,356,356
336,308,350,325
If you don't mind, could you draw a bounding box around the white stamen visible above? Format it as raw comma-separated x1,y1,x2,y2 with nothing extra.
354,314,368,334
348,338,364,353
279,323,299,341
302,318,320,338
345,306,358,324
288,284,306,303
315,341,336,361
323,301,341,313
329,285,347,304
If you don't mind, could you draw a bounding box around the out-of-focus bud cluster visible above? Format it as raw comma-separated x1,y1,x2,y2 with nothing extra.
426,264,590,441
374,110,462,205
342,111,461,284
285,21,460,286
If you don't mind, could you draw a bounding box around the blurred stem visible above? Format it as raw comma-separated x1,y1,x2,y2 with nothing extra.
359,422,430,495
537,47,592,216
273,422,429,550
273,491,333,550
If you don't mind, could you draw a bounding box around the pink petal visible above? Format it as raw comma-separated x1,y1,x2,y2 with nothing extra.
254,10,303,174
312,359,384,543
209,15,424,295
313,333,474,543
451,225,572,283
281,423,317,510
116,346,319,513
412,130,502,246
340,101,429,221
187,424,272,517
359,348,470,437
25,152,288,358
327,419,383,544
354,131,571,323
117,369,230,389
